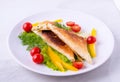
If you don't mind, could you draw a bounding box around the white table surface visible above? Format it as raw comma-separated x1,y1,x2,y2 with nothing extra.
0,0,120,82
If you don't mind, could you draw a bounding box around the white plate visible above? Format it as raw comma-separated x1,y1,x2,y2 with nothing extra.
113,0,120,11
8,10,114,76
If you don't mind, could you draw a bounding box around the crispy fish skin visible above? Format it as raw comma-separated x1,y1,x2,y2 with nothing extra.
32,24,75,62
49,26,92,64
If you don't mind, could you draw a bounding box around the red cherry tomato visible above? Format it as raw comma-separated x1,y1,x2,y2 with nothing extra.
71,24,81,32
32,53,44,64
87,36,96,44
23,22,32,32
73,62,83,69
30,47,41,56
66,21,75,26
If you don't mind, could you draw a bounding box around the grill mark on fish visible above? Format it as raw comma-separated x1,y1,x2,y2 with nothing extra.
50,27,92,64
42,30,65,46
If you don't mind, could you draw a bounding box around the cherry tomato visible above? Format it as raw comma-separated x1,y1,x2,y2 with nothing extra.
71,24,81,32
30,47,41,56
87,36,96,44
66,21,75,26
73,62,83,69
23,22,32,32
32,53,44,64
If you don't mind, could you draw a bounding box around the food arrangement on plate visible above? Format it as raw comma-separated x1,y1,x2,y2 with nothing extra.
18,19,97,72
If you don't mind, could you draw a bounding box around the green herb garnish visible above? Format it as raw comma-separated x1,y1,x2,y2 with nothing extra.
54,22,70,31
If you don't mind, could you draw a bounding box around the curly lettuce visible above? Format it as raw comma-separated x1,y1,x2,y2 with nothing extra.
18,32,71,71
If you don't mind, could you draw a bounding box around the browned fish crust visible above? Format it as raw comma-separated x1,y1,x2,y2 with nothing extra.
50,27,92,63
40,30,75,61
42,30,65,46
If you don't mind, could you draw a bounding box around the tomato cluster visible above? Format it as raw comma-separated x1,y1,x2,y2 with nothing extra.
66,21,81,32
30,47,44,64
22,22,44,64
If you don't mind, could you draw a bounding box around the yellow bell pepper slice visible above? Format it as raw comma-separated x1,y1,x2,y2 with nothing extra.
47,47,65,71
32,22,39,27
54,19,63,23
54,61,65,72
47,47,78,71
61,61,78,71
88,28,97,58
91,28,96,37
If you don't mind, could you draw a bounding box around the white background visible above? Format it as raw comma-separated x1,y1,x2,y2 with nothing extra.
0,0,120,82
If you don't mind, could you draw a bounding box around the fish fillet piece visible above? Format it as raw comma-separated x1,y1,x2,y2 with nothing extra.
32,23,75,62
49,25,92,64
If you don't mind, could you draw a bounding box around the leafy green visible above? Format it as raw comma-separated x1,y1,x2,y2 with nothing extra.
18,32,71,71
18,32,46,50
18,32,58,70
54,22,70,31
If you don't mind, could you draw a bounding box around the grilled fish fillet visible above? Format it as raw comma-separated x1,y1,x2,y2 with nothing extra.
32,22,75,62
47,23,92,64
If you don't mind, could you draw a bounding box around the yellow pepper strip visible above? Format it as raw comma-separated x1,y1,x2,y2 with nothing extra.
54,62,65,72
88,28,97,58
32,22,39,27
61,61,78,71
54,19,63,23
47,47,78,71
91,28,96,37
47,47,65,71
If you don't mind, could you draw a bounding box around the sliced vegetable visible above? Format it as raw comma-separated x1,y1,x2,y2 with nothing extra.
61,61,78,71
47,47,65,71
91,28,96,36
54,62,65,71
32,53,44,64
54,19,63,23
32,22,39,27
23,22,32,32
88,28,97,58
47,47,78,71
